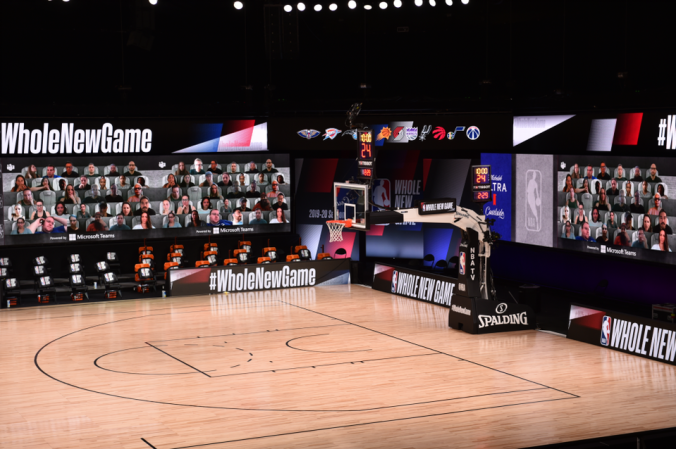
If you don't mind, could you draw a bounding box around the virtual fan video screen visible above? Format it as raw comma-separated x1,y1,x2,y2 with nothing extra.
2,154,291,246
555,155,676,263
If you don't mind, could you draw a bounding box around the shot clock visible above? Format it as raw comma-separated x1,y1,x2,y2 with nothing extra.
357,129,375,180
471,165,492,203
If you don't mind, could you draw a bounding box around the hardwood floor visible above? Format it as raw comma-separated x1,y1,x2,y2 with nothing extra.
1,285,675,448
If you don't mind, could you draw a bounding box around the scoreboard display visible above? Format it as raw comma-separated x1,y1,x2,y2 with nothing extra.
471,165,491,203
359,167,374,179
357,129,375,180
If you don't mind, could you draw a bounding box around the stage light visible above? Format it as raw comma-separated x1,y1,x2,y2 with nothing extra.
314,4,322,10
414,0,422,6
429,0,435,5
284,4,293,11
348,0,357,8
234,1,243,9
329,3,338,10
445,0,452,4
364,4,372,9
298,2,306,10
394,0,402,7
461,0,469,3
379,1,387,8
149,0,158,5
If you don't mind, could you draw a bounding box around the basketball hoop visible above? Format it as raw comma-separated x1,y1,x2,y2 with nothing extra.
326,219,352,242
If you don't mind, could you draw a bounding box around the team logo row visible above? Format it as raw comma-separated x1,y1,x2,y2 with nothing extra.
297,125,480,141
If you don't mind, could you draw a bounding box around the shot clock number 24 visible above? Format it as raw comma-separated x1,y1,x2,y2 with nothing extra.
357,130,375,180
471,165,492,203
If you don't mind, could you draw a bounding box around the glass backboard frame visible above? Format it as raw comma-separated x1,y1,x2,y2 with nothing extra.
333,182,369,231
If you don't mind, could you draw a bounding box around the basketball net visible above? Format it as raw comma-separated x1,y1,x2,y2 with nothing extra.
326,219,352,242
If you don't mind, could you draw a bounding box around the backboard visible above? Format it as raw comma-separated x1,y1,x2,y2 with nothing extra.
333,182,369,231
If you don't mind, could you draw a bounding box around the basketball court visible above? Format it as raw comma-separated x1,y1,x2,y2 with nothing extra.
2,284,675,448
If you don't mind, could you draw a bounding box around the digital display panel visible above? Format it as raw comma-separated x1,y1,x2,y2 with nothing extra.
472,165,491,187
6,278,17,289
70,263,81,272
96,262,108,271
0,258,9,266
554,155,676,265
34,265,45,275
359,168,374,180
474,191,491,202
39,276,52,286
70,255,80,262
358,130,373,161
0,268,7,277
471,165,492,203
2,154,292,247
104,272,116,282
71,274,83,284
358,130,375,181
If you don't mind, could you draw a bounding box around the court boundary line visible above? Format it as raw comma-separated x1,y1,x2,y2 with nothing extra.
165,396,576,449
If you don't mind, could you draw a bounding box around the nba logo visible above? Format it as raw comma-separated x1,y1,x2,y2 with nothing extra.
459,252,466,275
600,316,611,346
391,270,398,293
372,179,391,226
525,170,542,232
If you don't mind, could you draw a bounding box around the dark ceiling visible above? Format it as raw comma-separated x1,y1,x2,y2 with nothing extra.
1,0,675,117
